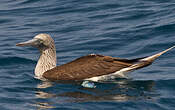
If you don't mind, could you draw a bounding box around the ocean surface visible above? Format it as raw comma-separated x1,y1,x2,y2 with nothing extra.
0,0,175,110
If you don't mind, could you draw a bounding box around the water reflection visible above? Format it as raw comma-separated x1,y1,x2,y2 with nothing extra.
36,81,53,89
33,79,155,109
31,102,55,110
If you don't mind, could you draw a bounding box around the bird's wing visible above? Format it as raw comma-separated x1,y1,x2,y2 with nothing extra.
43,54,140,81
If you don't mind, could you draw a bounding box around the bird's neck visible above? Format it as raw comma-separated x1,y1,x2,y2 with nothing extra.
35,47,57,78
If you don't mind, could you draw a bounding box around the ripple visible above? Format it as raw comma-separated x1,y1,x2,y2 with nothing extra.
0,57,35,66
0,0,175,110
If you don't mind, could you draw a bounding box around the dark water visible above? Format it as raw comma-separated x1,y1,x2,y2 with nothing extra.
0,0,175,109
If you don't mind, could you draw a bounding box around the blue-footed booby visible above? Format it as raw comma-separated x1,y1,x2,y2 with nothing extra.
16,34,175,82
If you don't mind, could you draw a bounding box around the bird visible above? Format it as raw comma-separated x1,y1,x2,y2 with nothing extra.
16,33,175,82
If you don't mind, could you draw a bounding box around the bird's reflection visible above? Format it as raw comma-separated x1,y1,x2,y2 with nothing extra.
31,102,55,110
36,81,53,89
33,79,155,109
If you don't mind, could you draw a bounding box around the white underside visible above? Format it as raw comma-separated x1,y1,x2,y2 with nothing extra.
85,67,133,82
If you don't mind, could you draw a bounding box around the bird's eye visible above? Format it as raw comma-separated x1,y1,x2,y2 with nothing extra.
38,40,44,45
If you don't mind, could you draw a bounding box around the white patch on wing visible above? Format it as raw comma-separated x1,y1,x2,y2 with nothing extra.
89,53,96,56
84,67,133,82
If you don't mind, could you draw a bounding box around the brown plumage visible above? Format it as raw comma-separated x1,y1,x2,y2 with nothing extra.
43,55,131,81
16,34,175,82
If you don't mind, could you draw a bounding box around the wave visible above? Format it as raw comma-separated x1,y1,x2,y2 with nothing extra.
0,57,36,66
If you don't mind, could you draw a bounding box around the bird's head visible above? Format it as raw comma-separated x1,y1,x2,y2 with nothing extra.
16,33,55,51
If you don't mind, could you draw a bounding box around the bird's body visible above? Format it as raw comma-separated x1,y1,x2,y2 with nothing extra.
16,34,175,82
42,54,150,81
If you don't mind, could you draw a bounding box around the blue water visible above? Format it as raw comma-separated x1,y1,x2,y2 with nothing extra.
0,0,175,109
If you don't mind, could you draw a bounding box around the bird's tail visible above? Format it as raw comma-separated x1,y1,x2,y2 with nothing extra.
114,45,175,78
141,45,175,62
130,45,175,70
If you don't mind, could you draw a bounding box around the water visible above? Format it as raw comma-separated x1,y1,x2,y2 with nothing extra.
0,0,175,109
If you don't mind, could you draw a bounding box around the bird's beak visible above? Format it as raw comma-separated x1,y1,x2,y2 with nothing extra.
16,38,40,47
